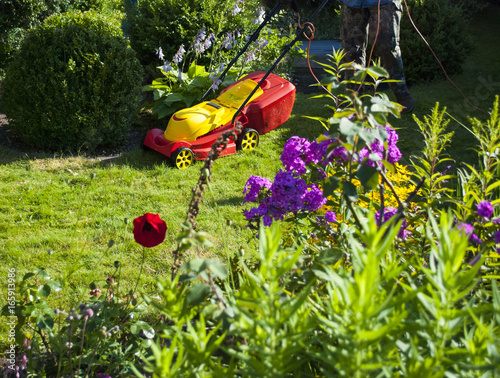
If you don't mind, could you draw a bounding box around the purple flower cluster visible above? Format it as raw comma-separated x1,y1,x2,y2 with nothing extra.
172,44,186,64
457,223,482,244
325,211,337,223
243,170,327,226
280,136,334,176
333,125,402,166
375,207,409,239
476,200,493,219
243,175,272,204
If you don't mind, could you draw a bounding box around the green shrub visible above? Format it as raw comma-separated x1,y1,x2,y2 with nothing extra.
0,0,124,72
1,11,143,152
400,0,474,85
123,0,297,71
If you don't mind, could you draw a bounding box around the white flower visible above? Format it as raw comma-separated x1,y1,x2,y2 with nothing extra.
156,47,164,60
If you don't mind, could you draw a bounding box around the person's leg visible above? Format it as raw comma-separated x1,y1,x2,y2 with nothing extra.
369,0,413,112
340,4,370,80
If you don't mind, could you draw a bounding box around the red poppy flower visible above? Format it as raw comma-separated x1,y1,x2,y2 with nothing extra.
133,213,167,248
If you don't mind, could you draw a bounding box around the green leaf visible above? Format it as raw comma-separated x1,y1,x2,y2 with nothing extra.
37,285,51,298
316,248,343,265
322,176,340,197
163,93,184,106
343,181,359,202
186,283,211,306
357,165,379,191
47,281,62,292
205,259,228,280
180,258,205,274
35,268,50,280
23,273,35,281
130,320,155,339
37,314,54,330
367,65,388,79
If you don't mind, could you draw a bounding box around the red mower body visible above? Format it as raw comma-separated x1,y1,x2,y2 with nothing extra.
143,71,296,165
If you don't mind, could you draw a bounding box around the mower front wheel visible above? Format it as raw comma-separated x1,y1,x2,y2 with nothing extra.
172,147,194,169
237,128,259,151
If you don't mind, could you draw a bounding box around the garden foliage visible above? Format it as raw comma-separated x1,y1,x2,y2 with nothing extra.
141,0,302,120
1,11,143,152
4,51,500,376
125,0,283,67
0,0,122,73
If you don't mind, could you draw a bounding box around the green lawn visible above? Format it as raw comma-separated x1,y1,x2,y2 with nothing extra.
0,2,499,347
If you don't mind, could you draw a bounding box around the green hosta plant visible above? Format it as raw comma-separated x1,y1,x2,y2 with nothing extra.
143,62,240,120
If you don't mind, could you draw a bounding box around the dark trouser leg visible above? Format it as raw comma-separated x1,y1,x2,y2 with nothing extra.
369,0,410,99
340,4,369,81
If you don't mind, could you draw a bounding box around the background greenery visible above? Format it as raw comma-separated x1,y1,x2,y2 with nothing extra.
0,0,499,375
1,11,143,152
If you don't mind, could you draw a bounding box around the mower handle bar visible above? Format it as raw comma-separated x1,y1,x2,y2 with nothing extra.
200,1,283,102
230,0,331,125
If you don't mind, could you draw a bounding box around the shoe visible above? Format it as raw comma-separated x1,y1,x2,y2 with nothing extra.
397,94,414,114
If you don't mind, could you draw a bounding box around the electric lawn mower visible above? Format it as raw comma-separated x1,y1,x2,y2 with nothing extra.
142,0,330,169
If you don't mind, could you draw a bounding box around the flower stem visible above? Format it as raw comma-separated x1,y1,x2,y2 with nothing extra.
133,247,147,295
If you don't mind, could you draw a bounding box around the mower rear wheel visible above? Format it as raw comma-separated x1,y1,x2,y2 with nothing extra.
172,147,194,169
237,128,259,151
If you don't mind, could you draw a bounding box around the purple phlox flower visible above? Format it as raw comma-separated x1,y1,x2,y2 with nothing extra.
333,125,401,166
177,69,183,81
156,46,164,61
494,230,500,244
263,215,273,227
375,207,408,239
172,44,185,64
281,136,312,175
476,200,493,219
310,136,336,165
332,145,350,161
457,223,482,244
301,184,327,212
162,61,172,73
243,175,272,203
97,374,112,378
325,211,337,223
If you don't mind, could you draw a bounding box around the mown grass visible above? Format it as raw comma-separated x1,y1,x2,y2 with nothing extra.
0,2,498,347
0,93,330,343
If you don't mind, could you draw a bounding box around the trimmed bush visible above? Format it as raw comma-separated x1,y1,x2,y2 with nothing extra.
1,11,143,152
400,0,476,85
0,0,124,73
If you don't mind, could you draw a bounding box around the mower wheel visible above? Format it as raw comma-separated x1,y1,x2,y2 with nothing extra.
172,147,194,169
237,128,259,151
